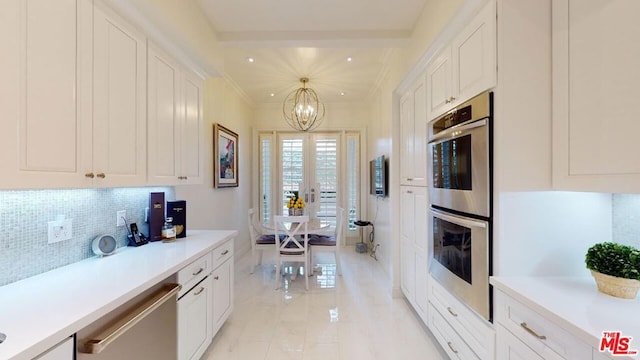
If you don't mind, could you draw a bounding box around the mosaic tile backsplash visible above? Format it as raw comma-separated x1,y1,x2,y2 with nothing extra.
613,194,640,248
0,187,174,286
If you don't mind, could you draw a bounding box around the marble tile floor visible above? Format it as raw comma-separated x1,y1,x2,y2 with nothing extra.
202,246,448,360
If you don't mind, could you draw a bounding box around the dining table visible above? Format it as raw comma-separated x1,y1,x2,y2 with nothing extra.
262,216,332,281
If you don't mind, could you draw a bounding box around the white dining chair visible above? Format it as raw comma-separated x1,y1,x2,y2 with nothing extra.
274,215,310,290
308,207,344,276
248,208,276,274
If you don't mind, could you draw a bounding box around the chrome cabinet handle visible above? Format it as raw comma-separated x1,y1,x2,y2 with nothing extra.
449,96,456,102
406,190,413,194
447,341,458,354
214,276,219,280
194,287,204,296
406,178,413,181
85,172,95,178
221,250,229,256
447,307,458,317
520,322,547,340
96,173,106,179
83,283,181,354
192,268,203,276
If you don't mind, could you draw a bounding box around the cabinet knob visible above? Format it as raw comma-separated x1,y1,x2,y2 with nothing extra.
449,96,456,102
96,173,106,179
85,172,95,178
214,276,219,280
445,98,451,104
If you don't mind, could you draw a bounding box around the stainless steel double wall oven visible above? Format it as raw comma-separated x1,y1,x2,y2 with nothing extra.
428,91,492,321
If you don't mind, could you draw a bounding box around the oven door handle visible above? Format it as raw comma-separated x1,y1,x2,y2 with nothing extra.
429,118,487,143
430,208,487,229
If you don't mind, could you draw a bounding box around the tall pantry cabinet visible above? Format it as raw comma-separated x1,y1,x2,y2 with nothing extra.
399,74,430,324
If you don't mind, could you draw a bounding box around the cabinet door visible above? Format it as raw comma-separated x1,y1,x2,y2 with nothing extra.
0,0,92,189
211,258,234,334
451,0,496,107
148,44,181,185
426,47,452,121
496,325,548,360
400,188,416,301
399,92,415,185
178,277,212,360
553,0,640,193
93,2,147,187
414,251,429,320
179,71,204,185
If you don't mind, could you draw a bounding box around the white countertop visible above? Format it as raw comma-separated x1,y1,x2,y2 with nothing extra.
0,230,237,360
491,276,640,358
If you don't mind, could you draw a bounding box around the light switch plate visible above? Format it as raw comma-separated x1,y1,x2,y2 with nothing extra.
48,219,72,244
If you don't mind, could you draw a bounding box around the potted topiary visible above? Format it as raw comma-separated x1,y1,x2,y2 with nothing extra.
585,242,640,299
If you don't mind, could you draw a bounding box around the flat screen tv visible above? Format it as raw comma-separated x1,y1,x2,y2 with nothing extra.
370,155,388,197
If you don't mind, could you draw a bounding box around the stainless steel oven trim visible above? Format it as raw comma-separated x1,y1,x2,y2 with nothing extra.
428,120,490,217
429,118,488,143
429,207,490,321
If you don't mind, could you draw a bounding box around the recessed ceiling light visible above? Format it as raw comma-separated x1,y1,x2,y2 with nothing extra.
346,57,353,62
340,92,346,96
270,93,275,97
246,57,255,63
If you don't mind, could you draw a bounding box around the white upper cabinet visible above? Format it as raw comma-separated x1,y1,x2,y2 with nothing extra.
92,2,147,187
553,0,640,193
148,44,203,186
427,0,496,121
0,0,92,189
400,76,428,186
0,0,148,189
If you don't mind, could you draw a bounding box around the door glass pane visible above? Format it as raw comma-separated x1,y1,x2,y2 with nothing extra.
315,137,338,228
281,138,304,214
260,136,272,224
347,135,359,232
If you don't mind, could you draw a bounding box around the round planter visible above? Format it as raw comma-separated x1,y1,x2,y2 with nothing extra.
591,270,640,299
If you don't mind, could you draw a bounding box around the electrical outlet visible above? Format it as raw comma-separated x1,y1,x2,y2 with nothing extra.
48,219,72,244
117,210,126,226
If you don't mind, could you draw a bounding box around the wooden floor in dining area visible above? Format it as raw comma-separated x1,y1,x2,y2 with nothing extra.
202,246,447,360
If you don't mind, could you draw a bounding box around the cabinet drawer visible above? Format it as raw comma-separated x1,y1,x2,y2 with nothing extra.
428,303,480,360
211,239,233,269
495,290,591,359
177,252,212,297
428,275,494,359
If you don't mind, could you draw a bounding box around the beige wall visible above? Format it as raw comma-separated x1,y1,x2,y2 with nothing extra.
175,78,254,256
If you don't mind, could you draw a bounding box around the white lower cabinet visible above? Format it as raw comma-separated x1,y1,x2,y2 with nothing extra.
178,277,212,360
494,290,592,360
34,336,74,360
177,239,234,360
212,257,234,335
496,324,550,360
428,275,495,360
429,303,480,360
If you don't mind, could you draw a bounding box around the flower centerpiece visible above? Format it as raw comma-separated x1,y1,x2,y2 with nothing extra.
287,194,305,216
585,242,640,299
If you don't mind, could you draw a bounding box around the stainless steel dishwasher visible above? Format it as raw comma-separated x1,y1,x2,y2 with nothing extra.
77,283,180,360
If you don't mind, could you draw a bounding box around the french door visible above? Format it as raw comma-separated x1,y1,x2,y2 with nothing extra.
258,131,361,241
279,132,340,228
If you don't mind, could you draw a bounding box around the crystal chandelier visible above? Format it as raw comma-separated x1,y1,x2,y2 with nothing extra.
283,77,325,132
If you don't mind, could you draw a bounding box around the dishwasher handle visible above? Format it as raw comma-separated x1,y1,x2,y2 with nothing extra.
83,283,181,354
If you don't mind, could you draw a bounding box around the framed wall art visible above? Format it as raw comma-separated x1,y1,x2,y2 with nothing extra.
213,123,238,188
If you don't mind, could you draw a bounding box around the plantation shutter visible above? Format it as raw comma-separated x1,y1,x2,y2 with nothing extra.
314,137,338,228
281,138,304,215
